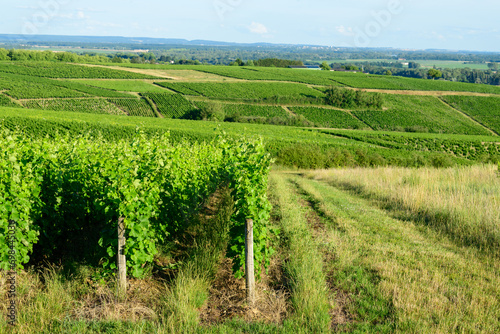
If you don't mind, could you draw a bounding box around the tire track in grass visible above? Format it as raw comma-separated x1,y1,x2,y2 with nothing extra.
288,177,355,331
294,173,500,333
268,172,331,333
291,175,394,333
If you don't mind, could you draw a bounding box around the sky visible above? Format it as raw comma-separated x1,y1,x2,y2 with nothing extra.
2,0,499,52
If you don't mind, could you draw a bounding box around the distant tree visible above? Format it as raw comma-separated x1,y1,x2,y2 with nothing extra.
320,61,331,71
385,70,392,76
111,56,123,63
254,58,303,68
130,56,142,64
408,61,420,69
428,69,442,80
488,62,499,71
342,65,359,71
230,58,244,66
246,59,255,66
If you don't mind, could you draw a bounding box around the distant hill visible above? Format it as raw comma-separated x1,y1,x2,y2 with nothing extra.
0,34,319,48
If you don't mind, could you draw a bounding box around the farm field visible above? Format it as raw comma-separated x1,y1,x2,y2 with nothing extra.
441,95,500,134
0,62,498,139
1,57,500,333
71,79,173,93
352,94,493,135
3,106,494,168
193,100,290,119
0,61,160,79
3,116,499,332
319,58,491,70
22,98,125,115
108,98,157,117
155,81,326,100
289,106,367,129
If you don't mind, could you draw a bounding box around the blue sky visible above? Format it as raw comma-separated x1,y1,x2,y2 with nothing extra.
2,0,499,52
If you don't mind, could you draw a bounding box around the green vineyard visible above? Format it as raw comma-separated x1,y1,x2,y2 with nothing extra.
0,61,161,79
441,95,500,134
142,93,198,118
23,98,125,115
108,98,157,117
194,101,290,118
155,81,326,101
0,130,272,279
352,95,492,135
290,106,367,129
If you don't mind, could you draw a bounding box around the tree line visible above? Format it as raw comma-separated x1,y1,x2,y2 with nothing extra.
331,61,500,86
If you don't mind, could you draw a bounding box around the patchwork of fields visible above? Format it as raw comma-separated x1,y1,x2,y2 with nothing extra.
0,60,499,166
1,59,500,332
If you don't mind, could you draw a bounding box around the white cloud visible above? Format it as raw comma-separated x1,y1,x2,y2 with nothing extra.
336,25,355,36
248,22,268,35
431,31,446,41
76,11,88,19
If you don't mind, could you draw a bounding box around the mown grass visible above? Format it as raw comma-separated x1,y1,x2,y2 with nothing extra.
307,165,500,257
268,172,331,333
294,168,500,333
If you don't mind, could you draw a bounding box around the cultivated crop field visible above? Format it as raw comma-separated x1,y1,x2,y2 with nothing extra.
1,58,500,332
194,100,290,119
156,81,326,100
352,94,492,135
71,79,172,93
289,106,367,129
22,98,125,115
108,98,157,117
441,95,500,134
0,61,160,79
142,93,198,118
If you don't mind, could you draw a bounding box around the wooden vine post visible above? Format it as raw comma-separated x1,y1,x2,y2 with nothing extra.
117,217,127,294
245,218,255,307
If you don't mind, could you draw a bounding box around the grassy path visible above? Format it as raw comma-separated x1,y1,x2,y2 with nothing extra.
278,171,500,333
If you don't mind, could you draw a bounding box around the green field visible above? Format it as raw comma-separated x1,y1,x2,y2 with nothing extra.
142,93,198,118
0,61,161,79
194,101,290,119
330,74,500,93
290,106,367,129
317,59,491,70
156,81,326,100
22,98,125,115
1,49,500,334
351,95,492,135
108,98,157,117
71,79,173,93
441,95,500,134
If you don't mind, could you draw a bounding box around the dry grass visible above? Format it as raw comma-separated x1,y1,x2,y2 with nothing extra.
293,169,500,332
306,165,500,256
199,257,288,325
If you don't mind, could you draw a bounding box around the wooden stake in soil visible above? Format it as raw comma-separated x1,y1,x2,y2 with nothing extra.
245,219,255,307
117,217,127,294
